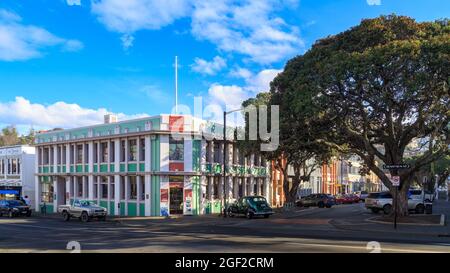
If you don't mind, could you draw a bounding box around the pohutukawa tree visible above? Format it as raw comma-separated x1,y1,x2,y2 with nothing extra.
240,87,333,204
271,15,450,215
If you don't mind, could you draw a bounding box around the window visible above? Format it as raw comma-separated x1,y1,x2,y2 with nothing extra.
110,142,115,162
101,142,108,163
169,137,184,161
76,145,83,164
93,143,98,164
77,177,83,197
129,176,137,200
84,144,89,163
140,176,145,200
11,158,17,174
213,143,220,163
121,140,126,162
93,178,98,199
101,177,108,199
110,177,115,199
129,139,137,161
139,139,145,161
213,177,219,199
41,183,54,203
120,177,125,200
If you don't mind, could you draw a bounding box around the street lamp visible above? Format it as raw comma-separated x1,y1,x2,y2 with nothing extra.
222,108,242,218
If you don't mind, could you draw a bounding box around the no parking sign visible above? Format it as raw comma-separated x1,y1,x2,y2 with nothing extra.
391,176,400,187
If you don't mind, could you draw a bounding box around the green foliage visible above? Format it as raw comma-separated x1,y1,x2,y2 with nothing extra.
0,126,35,147
272,14,449,214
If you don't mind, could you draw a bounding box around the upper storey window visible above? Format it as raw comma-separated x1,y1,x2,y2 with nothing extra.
169,137,184,161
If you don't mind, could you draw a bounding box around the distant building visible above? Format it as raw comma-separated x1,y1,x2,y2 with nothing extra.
270,155,384,206
0,145,36,206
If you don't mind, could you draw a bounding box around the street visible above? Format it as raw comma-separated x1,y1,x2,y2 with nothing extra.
1,202,449,253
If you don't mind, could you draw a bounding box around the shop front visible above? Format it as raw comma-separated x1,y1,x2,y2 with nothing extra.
0,186,21,200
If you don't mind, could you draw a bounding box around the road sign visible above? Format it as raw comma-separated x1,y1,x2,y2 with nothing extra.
383,164,410,170
391,176,400,187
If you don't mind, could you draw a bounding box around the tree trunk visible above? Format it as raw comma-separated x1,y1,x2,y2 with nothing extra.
391,184,409,216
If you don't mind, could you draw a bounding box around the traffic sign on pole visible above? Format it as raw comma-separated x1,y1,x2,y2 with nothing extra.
391,176,400,187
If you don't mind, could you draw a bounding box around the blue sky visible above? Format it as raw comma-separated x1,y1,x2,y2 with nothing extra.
0,0,449,133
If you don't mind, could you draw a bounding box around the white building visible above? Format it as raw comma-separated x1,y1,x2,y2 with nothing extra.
0,145,36,207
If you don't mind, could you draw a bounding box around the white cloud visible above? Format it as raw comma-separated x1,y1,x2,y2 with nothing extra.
0,9,83,61
89,0,302,64
0,97,148,130
207,68,282,108
67,0,82,6
190,0,302,64
191,56,226,75
91,0,191,33
366,0,381,5
120,33,135,50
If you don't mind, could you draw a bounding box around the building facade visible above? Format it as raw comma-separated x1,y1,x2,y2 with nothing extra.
271,156,384,206
34,115,270,217
0,146,36,205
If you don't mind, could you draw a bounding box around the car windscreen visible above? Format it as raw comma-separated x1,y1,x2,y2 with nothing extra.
80,200,94,206
248,197,268,204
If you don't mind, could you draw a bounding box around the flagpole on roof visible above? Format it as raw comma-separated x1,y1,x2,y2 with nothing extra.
175,56,178,114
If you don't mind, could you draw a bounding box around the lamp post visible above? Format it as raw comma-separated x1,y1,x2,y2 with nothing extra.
222,108,242,218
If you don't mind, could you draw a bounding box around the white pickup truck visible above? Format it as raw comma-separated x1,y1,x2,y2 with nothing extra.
58,199,107,222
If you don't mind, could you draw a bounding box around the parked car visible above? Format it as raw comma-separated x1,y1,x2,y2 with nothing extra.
335,194,353,204
227,196,274,219
296,194,335,208
58,199,107,222
354,191,369,201
409,189,434,202
347,194,361,203
365,191,426,215
0,200,32,218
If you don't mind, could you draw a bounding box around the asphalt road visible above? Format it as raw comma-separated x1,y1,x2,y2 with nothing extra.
1,203,449,253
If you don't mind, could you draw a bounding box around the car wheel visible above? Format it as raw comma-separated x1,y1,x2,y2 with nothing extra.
62,211,70,221
0,212,3,217
80,212,89,223
8,210,14,218
383,204,392,215
26,211,32,217
264,214,270,219
227,210,234,218
415,204,425,214
325,204,332,208
246,211,254,219
100,216,107,221
318,202,325,208
371,208,379,214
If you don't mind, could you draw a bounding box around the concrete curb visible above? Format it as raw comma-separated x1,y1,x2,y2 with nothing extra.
365,214,445,227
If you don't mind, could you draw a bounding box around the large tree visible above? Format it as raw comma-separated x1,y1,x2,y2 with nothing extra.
272,15,450,215
240,88,333,204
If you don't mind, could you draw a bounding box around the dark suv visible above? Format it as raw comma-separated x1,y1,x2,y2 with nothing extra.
296,194,336,208
0,200,32,218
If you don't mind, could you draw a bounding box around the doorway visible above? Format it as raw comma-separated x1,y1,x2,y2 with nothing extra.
169,183,184,215
57,178,66,206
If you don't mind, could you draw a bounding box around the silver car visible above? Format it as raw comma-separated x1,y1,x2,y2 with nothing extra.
365,191,426,214
58,199,107,222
